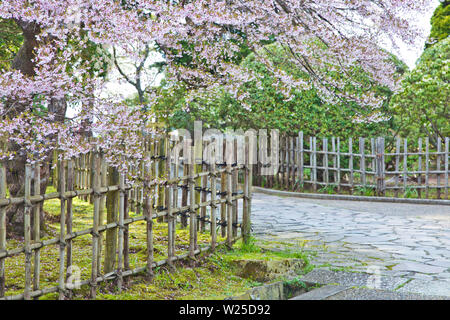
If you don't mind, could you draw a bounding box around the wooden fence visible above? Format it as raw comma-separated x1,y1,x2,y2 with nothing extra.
255,132,449,200
0,134,253,300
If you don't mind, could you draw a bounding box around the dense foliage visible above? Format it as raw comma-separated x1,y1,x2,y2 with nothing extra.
390,37,449,146
426,1,450,48
153,43,407,139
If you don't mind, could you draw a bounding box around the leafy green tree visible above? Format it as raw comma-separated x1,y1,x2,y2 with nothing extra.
0,19,23,71
390,37,449,146
426,1,450,48
152,43,405,141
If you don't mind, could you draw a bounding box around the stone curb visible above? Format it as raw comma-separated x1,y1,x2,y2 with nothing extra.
289,285,350,300
253,187,450,206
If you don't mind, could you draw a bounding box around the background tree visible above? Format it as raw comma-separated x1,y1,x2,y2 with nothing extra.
426,0,450,48
390,37,449,147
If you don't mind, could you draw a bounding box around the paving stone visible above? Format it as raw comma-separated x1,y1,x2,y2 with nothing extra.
391,262,448,274
396,279,450,297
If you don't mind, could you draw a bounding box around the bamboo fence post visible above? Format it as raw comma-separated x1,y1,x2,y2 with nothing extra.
242,136,252,245
376,137,385,196
226,137,233,248
313,137,317,191
323,138,329,186
201,144,208,233
403,138,408,195
144,177,154,281
33,163,41,298
181,138,189,229
220,140,227,238
97,158,107,275
425,138,430,198
24,165,32,300
172,141,179,256
157,138,165,222
349,138,354,194
332,137,337,185
395,137,400,197
285,137,290,189
359,137,366,188
165,139,175,270
105,166,119,273
289,137,295,191
445,137,449,199
117,171,126,292
65,159,74,298
371,138,376,186
337,137,341,192
232,139,238,238
418,138,423,198
0,161,6,297
437,137,442,199
90,152,101,299
298,132,304,190
210,147,217,251
57,160,67,300
194,134,202,241
188,140,196,260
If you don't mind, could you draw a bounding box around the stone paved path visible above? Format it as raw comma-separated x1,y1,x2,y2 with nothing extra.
251,191,450,296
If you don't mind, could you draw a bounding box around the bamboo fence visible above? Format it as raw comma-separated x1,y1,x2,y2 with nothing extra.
255,132,449,200
0,134,253,300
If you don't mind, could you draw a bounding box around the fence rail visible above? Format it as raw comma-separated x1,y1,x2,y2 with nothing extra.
0,134,253,300
255,132,449,200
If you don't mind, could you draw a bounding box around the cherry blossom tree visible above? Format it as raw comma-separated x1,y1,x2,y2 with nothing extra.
0,0,433,234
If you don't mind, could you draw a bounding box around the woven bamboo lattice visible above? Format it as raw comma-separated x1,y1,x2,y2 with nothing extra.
255,133,449,200
0,134,253,300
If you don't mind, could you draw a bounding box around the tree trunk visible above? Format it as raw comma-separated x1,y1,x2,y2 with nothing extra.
4,20,66,238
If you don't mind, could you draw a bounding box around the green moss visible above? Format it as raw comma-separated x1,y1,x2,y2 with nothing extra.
3,189,311,300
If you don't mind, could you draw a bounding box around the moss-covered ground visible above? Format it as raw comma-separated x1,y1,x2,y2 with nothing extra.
3,186,314,300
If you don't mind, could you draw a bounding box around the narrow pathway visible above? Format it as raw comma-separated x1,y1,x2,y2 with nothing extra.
251,191,450,297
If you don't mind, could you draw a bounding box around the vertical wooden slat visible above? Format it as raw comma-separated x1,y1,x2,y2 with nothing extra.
117,171,125,292
445,137,449,199
58,160,66,300
24,165,32,300
437,137,441,199
376,137,385,196
166,138,174,269
105,166,119,274
371,138,376,187
226,136,233,247
313,137,317,191
33,163,41,298
188,141,196,259
90,152,101,299
285,137,290,189
349,138,353,194
323,138,329,186
332,137,337,185
298,132,304,190
418,138,423,198
172,141,178,256
0,161,6,297
359,138,366,188
65,160,73,298
395,137,401,197
289,137,297,191
220,141,227,238
403,138,408,195
337,137,341,192
210,146,217,251
425,137,430,198
97,158,107,275
144,177,154,280
232,139,238,238
242,136,252,245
